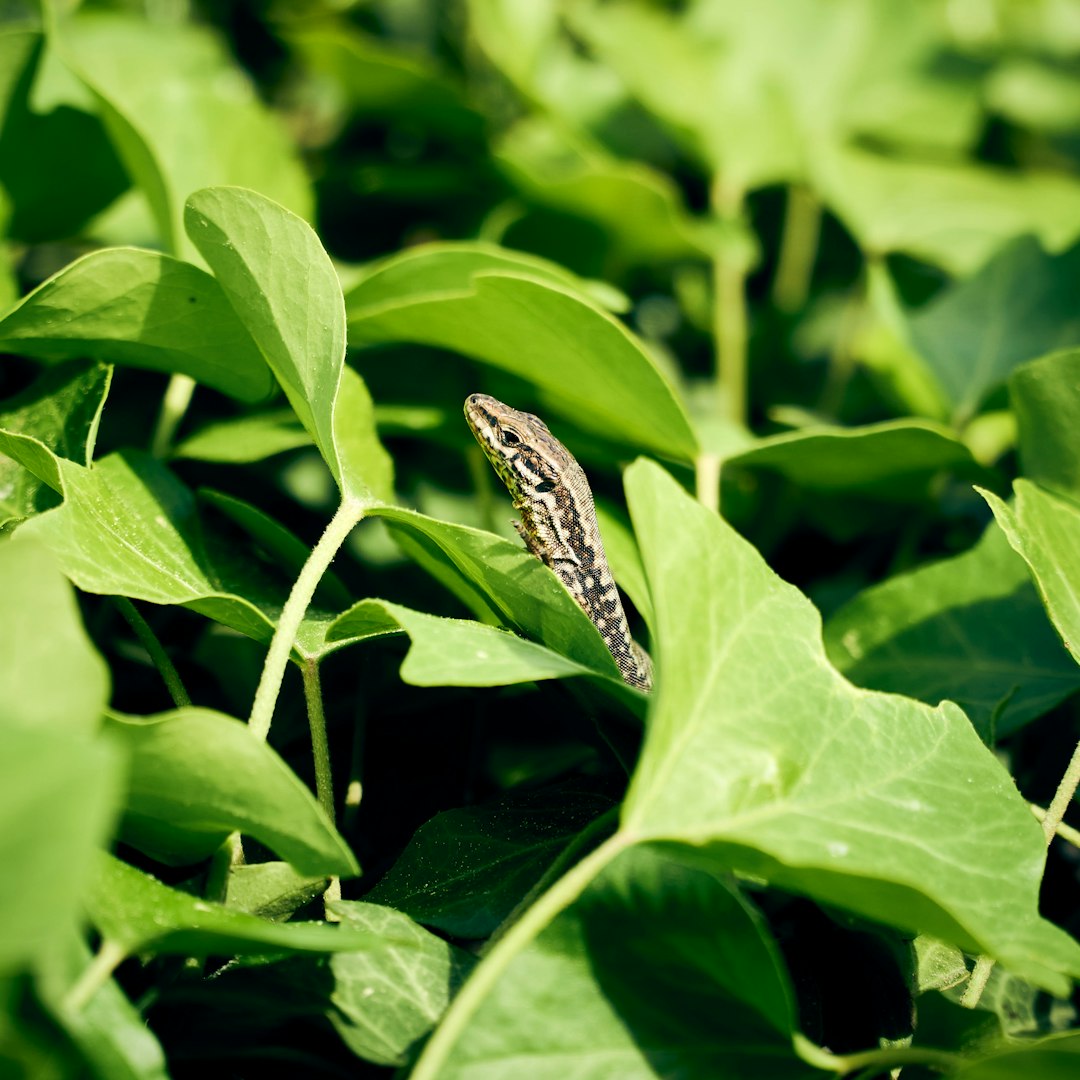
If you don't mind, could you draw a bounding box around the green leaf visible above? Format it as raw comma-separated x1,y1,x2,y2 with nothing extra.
60,11,311,256
908,238,1080,423
982,481,1080,668
366,782,615,938
185,187,384,501
104,707,358,876
0,725,122,972
432,843,809,1079
952,1032,1080,1079
824,524,1080,740
0,537,109,733
1011,348,1080,499
818,146,1080,276
621,459,1080,994
327,598,613,688
345,245,697,460
327,902,477,1067
35,931,169,1080
0,360,109,528
16,450,289,645
0,248,275,401
225,863,328,922
86,853,383,958
173,409,311,463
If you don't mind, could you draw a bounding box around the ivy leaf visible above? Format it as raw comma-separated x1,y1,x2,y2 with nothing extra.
0,249,273,401
908,238,1080,423
104,708,358,876
824,523,1080,740
345,244,697,460
982,481,1080,667
622,459,1080,994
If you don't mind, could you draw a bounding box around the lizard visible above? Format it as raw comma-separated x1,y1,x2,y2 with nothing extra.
464,393,652,692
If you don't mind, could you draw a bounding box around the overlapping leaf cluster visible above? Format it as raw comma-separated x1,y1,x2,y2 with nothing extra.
2,1,1080,1077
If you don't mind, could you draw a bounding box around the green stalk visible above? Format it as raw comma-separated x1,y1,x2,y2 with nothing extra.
150,373,197,458
410,831,630,1079
302,659,335,821
710,174,749,428
694,452,721,514
1031,803,1080,849
249,498,366,741
62,938,128,1013
113,596,191,707
772,185,822,314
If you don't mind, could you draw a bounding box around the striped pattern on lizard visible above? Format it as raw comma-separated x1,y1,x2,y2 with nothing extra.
464,393,652,692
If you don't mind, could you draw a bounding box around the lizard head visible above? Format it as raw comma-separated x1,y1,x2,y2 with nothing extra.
464,393,573,503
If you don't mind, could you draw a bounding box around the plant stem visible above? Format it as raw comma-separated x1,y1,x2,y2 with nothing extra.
150,373,197,458
711,175,749,429
1030,803,1080,849
249,498,366,742
695,452,721,513
960,954,995,1009
302,659,335,821
206,830,245,904
1040,738,1080,845
772,185,822,314
794,1033,960,1075
113,596,191,707
410,830,629,1080
62,938,128,1013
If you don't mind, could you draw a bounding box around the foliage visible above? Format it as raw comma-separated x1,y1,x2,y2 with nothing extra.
2,1,1080,1077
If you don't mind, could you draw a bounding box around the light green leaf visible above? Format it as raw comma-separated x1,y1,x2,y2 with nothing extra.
824,523,1080,740
104,707,358,876
60,11,311,257
982,481,1080,667
818,146,1080,276
327,598,612,688
185,187,383,502
333,365,395,504
173,409,311,463
621,459,1080,994
345,245,696,460
367,781,615,938
225,863,328,922
0,726,122,972
0,537,109,733
1011,349,1080,499
0,360,109,527
86,853,385,958
327,902,476,1067
431,843,808,1079
0,248,275,401
908,238,1080,423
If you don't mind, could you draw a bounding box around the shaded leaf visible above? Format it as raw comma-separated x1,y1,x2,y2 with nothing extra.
104,707,358,876
1011,348,1080,500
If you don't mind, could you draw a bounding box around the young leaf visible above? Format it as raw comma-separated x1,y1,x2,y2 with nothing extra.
0,360,109,528
185,186,385,502
982,481,1080,667
345,245,697,460
85,854,383,958
824,523,1080,740
622,459,1080,994
104,707,359,876
327,902,477,1067
0,537,109,733
908,238,1080,423
0,248,275,401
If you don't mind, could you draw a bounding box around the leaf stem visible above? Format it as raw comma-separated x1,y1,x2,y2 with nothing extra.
410,830,630,1079
694,451,721,513
794,1033,960,1075
112,596,191,707
772,185,821,314
1030,803,1080,849
711,174,749,428
150,373,197,458
62,938,128,1013
302,659,335,821
960,954,994,1009
249,499,365,741
1040,738,1080,845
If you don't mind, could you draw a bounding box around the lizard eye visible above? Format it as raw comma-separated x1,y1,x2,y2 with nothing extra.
501,429,521,447
535,480,555,494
